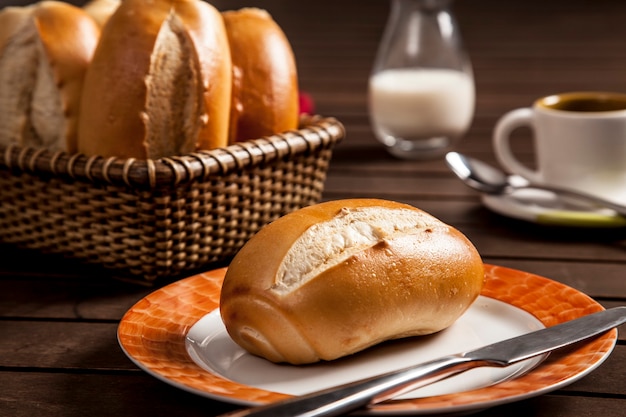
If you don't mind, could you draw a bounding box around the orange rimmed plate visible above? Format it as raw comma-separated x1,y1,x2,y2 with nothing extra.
117,264,617,415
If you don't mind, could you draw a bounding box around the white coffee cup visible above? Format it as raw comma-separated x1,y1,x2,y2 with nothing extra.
493,91,626,205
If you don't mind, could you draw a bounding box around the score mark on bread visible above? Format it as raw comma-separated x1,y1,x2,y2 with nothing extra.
220,199,485,365
142,11,202,158
274,206,439,294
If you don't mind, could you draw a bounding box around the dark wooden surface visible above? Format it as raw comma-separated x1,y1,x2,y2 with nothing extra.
1,0,625,416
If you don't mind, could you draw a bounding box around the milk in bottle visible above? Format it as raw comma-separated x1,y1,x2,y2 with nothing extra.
369,68,474,156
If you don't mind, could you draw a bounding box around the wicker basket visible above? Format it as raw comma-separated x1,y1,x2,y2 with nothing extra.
0,115,344,281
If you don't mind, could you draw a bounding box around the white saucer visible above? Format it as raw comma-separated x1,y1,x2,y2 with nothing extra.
481,176,626,228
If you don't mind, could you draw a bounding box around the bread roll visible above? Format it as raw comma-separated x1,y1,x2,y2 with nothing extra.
0,1,100,153
220,199,484,364
222,8,299,143
78,0,232,159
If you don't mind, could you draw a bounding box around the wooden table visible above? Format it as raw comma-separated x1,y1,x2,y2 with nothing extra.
1,0,625,416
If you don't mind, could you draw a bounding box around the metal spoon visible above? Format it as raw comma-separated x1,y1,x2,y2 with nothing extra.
445,151,626,217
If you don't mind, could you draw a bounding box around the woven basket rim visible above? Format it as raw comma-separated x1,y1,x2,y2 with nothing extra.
0,115,344,190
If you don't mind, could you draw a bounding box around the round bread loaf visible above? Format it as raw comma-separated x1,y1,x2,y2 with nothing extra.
77,0,231,159
0,1,100,153
220,199,484,364
222,8,299,143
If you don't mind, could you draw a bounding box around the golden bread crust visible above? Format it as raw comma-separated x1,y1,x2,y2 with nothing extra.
220,199,484,364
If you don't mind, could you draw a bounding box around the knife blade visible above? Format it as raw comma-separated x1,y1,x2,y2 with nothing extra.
218,306,626,417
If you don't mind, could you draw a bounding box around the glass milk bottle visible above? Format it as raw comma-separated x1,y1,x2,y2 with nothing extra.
368,0,475,160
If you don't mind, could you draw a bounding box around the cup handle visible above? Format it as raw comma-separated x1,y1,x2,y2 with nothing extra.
492,108,541,183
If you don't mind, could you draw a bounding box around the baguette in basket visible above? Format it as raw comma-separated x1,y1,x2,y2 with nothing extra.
220,199,485,365
223,8,299,143
0,1,100,154
78,0,299,159
78,0,233,159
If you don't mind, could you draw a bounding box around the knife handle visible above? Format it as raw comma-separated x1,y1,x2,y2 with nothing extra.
218,355,478,417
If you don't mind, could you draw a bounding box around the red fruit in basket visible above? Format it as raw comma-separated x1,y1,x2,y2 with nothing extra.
299,91,315,115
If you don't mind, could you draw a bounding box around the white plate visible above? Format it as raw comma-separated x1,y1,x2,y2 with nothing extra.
186,296,545,401
117,265,618,415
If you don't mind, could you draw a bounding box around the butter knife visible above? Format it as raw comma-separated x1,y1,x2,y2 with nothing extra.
218,306,625,417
